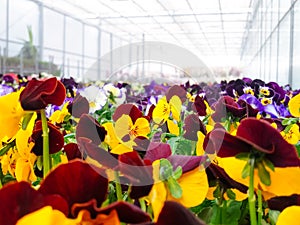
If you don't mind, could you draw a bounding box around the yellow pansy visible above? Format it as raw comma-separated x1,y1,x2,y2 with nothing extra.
289,93,300,117
220,157,300,198
277,206,300,225
149,160,208,221
281,124,300,145
49,102,70,124
0,89,25,141
196,125,213,156
16,206,120,225
152,96,182,124
110,115,150,155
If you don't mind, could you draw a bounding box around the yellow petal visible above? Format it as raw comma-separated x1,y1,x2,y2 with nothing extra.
152,97,170,124
260,167,300,197
0,91,25,140
289,93,300,117
149,181,167,222
114,115,133,140
196,131,205,156
15,157,37,182
277,206,300,225
16,206,68,225
206,186,216,200
167,119,179,136
167,167,209,207
133,118,150,137
110,143,133,155
169,95,182,122
103,122,120,149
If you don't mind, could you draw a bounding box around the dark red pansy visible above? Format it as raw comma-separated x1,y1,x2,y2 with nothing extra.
31,120,64,155
204,118,300,167
212,96,246,122
144,142,172,162
77,137,118,169
20,77,66,110
67,94,89,118
193,95,207,116
144,142,206,173
0,182,68,225
119,151,153,199
156,201,207,225
72,199,151,223
166,85,187,103
39,160,108,217
183,114,206,141
63,143,82,160
267,194,300,211
206,163,248,193
76,114,107,145
112,103,143,123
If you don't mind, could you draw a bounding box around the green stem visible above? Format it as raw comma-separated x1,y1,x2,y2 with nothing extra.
41,109,50,178
248,157,257,225
114,171,123,201
257,190,263,225
139,199,146,212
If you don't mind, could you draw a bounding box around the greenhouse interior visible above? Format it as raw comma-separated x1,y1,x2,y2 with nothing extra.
0,0,300,225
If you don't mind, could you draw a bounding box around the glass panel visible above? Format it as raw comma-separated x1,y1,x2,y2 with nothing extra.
292,0,300,89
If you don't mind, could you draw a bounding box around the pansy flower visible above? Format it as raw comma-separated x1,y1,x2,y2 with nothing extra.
0,89,25,141
0,160,151,225
289,92,300,117
67,94,89,118
79,85,107,113
30,120,64,156
144,142,208,220
76,114,107,146
110,104,150,154
20,77,66,111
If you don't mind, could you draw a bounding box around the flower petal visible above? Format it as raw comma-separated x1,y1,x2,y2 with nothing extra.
39,160,108,216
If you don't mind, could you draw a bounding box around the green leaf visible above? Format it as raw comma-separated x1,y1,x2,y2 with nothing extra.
235,152,250,161
37,156,43,171
173,166,182,180
241,162,250,178
226,189,236,200
197,207,214,223
159,159,173,180
0,140,16,156
64,133,76,144
257,162,271,186
171,137,194,155
268,209,280,225
263,158,275,172
22,113,34,130
167,176,182,199
295,143,300,157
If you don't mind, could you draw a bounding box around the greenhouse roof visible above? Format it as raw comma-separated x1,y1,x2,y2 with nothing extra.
37,0,254,66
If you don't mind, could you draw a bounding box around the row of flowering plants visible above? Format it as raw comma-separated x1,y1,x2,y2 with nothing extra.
0,73,300,225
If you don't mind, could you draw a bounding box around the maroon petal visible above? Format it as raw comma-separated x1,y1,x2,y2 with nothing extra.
119,151,153,199
112,104,143,123
144,142,172,162
204,128,251,157
237,118,300,167
31,120,64,155
20,77,66,110
167,155,207,173
63,143,82,160
267,194,300,211
156,201,207,225
166,85,187,103
76,114,107,145
72,200,151,223
183,114,206,141
193,95,207,116
0,182,68,225
67,94,89,118
206,164,248,193
39,160,108,216
77,137,118,169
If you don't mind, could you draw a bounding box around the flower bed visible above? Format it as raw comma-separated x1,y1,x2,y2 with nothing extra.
0,74,299,225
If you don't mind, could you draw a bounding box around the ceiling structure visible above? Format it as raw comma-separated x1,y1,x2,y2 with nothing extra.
39,0,254,67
